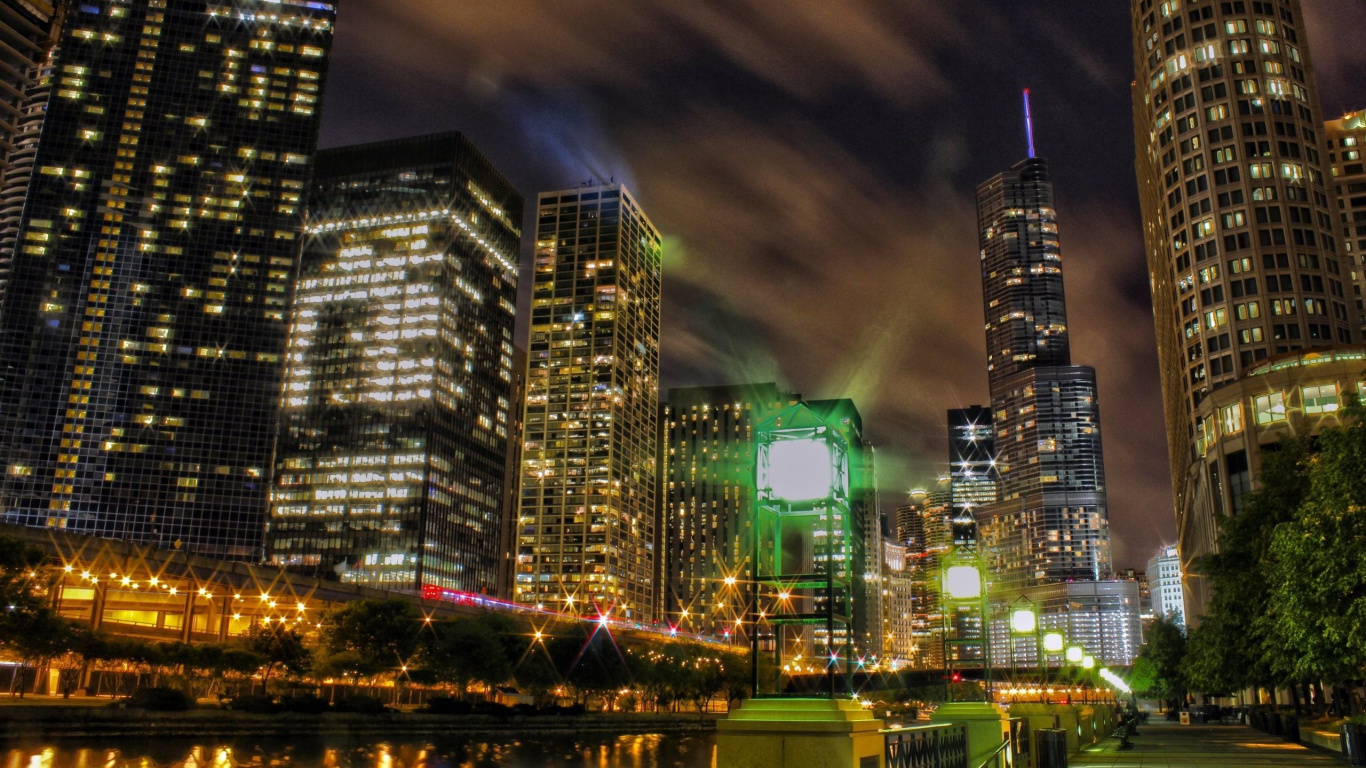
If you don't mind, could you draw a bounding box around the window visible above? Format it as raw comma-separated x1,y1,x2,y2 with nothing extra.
1220,402,1244,435
1254,392,1286,424
1302,383,1339,414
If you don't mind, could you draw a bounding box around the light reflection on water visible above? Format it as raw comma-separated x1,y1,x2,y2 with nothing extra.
4,734,717,768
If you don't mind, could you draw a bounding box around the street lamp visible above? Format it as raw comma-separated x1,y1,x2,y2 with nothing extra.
1043,632,1064,653
1065,646,1084,664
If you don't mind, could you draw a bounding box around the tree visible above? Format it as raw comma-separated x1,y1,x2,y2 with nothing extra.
1186,437,1312,696
564,631,632,710
1263,396,1366,692
241,624,310,693
423,616,512,699
514,645,562,707
318,599,419,683
1134,617,1186,710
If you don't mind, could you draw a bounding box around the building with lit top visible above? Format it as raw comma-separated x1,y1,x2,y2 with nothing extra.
948,406,998,517
1328,109,1366,335
514,184,662,623
659,382,798,638
266,133,523,594
0,0,66,301
975,154,1112,593
1130,0,1353,617
0,0,335,558
1147,544,1186,627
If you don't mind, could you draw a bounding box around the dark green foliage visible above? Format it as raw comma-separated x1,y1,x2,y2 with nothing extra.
332,693,388,714
318,599,420,680
1133,617,1186,706
127,686,195,711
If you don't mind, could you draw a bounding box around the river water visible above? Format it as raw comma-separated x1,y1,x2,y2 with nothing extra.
2,734,718,768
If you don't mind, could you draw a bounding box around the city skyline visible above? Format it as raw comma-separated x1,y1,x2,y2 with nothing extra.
315,1,1366,570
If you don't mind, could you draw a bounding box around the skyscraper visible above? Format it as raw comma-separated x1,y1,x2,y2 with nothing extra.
514,183,662,622
0,0,67,298
1328,109,1366,335
975,153,1111,593
0,0,335,558
947,405,998,516
1147,544,1187,627
265,133,523,593
659,382,797,638
1131,0,1355,615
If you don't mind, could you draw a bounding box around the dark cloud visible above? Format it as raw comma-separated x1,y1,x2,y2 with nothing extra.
320,0,1366,568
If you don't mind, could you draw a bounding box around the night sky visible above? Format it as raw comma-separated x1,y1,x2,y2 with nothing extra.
316,1,1366,569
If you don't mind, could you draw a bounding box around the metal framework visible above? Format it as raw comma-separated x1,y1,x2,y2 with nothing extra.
749,404,855,699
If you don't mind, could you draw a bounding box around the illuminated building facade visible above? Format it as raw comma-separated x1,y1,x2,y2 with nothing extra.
1328,110,1366,335
515,184,662,622
882,538,919,666
976,157,1112,593
1130,0,1350,617
1147,544,1186,627
0,0,66,300
659,382,797,638
987,580,1143,668
0,0,335,558
948,405,998,516
894,497,925,551
266,133,522,593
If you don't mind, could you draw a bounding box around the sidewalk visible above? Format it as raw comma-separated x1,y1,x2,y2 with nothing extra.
1071,720,1340,767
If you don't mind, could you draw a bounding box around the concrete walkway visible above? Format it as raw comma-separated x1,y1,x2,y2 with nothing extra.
1071,720,1340,767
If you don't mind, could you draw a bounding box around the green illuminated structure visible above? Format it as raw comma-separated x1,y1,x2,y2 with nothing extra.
750,403,856,698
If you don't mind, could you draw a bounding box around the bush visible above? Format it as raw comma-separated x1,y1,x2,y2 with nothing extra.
420,696,473,715
542,703,586,716
127,686,195,711
471,701,513,718
279,692,330,714
511,703,540,717
227,693,280,714
333,694,388,715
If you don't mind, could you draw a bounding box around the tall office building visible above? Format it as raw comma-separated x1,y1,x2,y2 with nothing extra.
265,133,523,593
894,496,926,551
0,0,67,298
975,154,1112,593
1147,544,1187,627
659,382,797,638
0,0,335,558
514,184,662,622
1131,0,1355,616
947,406,998,516
1328,110,1366,335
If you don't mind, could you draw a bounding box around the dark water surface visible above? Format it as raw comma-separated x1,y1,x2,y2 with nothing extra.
2,734,718,768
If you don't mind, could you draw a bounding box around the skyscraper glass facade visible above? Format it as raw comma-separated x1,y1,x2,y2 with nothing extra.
0,0,334,558
266,133,522,593
948,405,998,516
1130,0,1348,616
515,184,662,622
976,157,1112,593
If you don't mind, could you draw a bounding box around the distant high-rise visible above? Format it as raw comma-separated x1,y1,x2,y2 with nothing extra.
659,382,797,637
514,184,662,622
0,0,66,299
1131,0,1356,617
1328,110,1366,335
0,0,335,557
975,154,1111,592
266,133,523,593
894,496,926,552
1147,545,1186,627
947,406,998,516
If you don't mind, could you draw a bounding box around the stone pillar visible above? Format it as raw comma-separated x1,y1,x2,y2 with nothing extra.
716,698,886,768
931,702,1010,767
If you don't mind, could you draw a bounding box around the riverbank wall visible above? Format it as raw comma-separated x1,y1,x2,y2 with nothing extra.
0,706,720,740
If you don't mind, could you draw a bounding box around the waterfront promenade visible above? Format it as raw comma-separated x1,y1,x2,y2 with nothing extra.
1073,720,1339,767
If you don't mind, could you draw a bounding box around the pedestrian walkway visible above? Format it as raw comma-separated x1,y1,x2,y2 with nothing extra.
1071,719,1340,767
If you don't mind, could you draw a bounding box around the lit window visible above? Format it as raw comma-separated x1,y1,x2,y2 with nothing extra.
1251,390,1284,420
1302,383,1339,415
1219,403,1243,435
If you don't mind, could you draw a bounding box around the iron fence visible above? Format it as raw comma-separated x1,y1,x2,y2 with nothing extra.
884,723,969,768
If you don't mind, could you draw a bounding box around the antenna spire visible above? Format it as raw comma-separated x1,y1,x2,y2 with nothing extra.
1023,89,1037,159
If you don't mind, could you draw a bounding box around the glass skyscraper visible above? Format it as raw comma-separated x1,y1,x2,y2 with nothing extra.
0,0,66,299
1130,0,1353,616
947,405,998,517
265,133,523,593
514,183,662,623
975,157,1112,593
0,0,335,558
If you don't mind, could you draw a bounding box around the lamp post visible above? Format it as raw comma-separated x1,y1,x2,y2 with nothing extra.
1008,595,1038,681
941,519,989,702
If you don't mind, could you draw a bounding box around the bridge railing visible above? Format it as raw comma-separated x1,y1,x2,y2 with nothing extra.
883,723,969,768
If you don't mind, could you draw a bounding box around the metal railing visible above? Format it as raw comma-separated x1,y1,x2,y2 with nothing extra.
884,723,969,768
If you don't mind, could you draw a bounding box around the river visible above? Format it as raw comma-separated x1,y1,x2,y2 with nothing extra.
2,734,719,768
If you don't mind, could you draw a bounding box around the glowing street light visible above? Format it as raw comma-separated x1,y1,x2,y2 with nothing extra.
1011,607,1037,634
944,565,982,600
1081,655,1096,670
1065,646,1084,664
1043,632,1065,653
